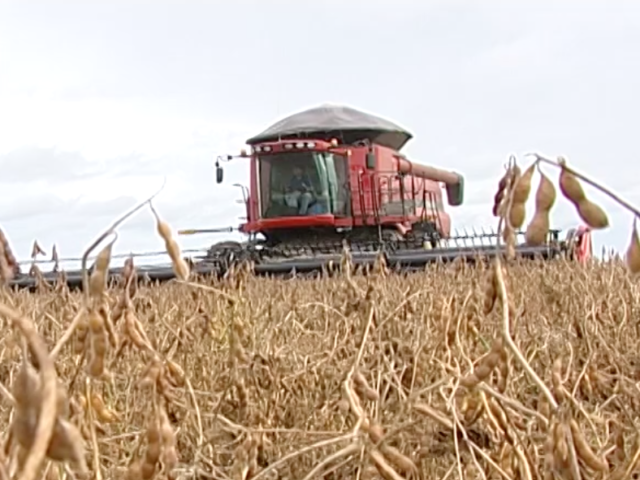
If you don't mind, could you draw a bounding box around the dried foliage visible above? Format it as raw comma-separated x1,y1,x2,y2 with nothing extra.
0,257,640,479
1,156,640,480
0,228,20,281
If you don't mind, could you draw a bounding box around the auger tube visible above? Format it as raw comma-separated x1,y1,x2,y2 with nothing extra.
396,158,461,186
396,158,464,207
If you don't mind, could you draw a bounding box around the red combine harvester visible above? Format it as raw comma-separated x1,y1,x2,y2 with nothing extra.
179,104,592,276
5,104,593,290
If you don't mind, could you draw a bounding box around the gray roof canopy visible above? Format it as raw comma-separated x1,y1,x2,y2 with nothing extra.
246,104,413,151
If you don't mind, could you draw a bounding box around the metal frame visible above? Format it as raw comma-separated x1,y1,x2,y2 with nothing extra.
7,241,565,292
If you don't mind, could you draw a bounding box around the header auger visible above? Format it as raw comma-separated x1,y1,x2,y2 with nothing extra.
5,104,592,291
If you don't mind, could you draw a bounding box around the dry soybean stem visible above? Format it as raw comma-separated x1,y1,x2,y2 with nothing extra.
50,307,86,360
342,305,375,423
184,376,205,446
413,403,514,480
0,458,8,480
80,179,166,299
494,154,518,248
0,302,58,480
85,378,103,480
250,433,358,480
528,153,640,218
178,281,238,304
350,305,375,378
493,257,559,411
0,379,15,404
478,383,548,427
299,443,360,480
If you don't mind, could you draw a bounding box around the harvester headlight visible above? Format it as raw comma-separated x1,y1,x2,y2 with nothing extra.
295,142,305,149
284,143,294,150
330,138,338,147
254,146,262,152
262,145,272,152
306,142,316,148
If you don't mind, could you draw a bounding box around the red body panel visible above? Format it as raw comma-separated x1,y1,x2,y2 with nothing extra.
574,225,593,264
238,139,455,238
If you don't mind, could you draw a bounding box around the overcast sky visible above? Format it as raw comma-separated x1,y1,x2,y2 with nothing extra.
1,0,639,271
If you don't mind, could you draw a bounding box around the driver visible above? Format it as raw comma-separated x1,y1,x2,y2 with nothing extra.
285,167,314,214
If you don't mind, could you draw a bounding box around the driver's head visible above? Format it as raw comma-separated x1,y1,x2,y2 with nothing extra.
292,166,302,177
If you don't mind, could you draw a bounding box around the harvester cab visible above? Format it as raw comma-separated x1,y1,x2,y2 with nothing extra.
246,137,349,220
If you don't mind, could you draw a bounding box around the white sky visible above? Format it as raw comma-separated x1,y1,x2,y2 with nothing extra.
1,0,639,270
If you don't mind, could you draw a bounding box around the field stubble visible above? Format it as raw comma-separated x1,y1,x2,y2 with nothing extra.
2,257,640,479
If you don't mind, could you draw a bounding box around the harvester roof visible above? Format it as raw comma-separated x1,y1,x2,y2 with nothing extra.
246,103,413,151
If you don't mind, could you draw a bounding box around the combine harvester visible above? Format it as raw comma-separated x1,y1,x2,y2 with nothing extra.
7,104,592,290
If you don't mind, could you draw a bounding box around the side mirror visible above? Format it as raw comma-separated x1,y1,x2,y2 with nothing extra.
366,152,376,170
216,165,224,184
